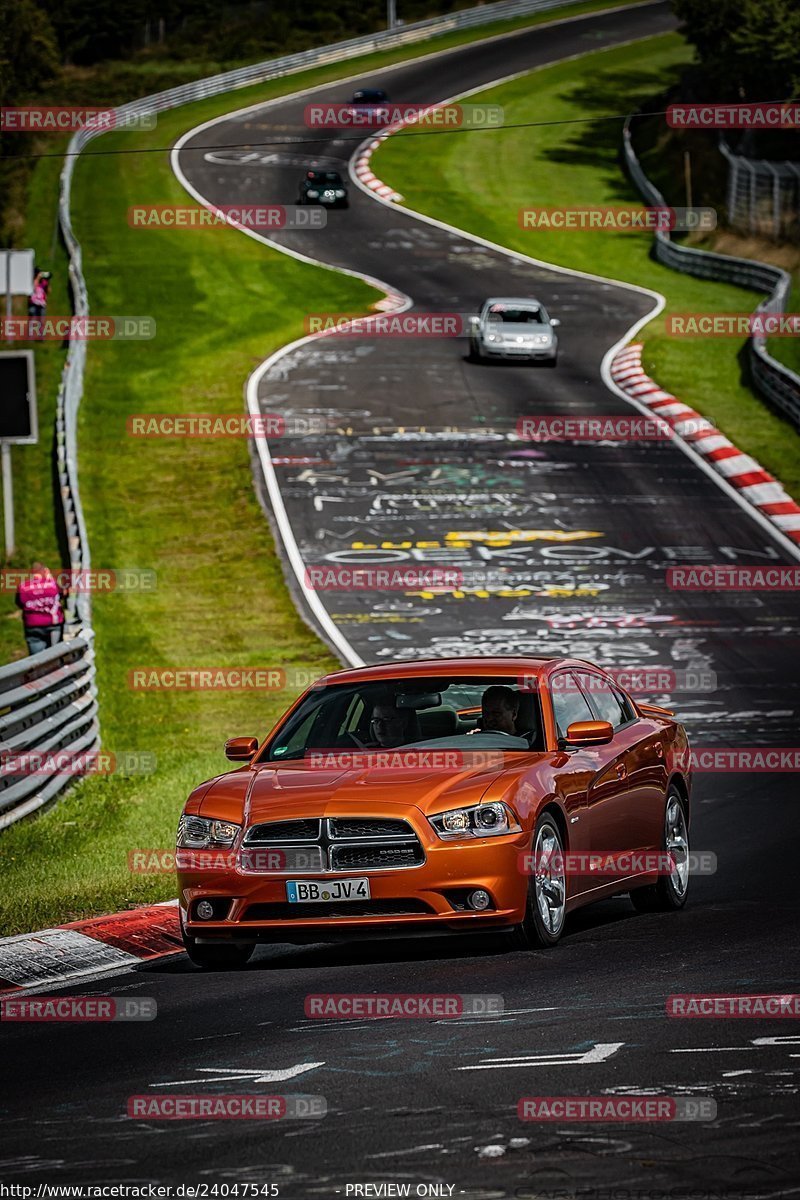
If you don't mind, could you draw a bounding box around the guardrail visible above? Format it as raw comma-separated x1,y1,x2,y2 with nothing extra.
623,115,800,430
0,634,99,830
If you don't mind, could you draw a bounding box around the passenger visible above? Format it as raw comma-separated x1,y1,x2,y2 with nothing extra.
481,685,520,735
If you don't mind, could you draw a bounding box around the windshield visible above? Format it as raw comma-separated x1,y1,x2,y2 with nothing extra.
308,172,343,185
261,675,545,762
486,306,545,324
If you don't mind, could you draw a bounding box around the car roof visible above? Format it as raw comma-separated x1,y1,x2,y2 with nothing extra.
311,656,574,688
483,297,542,308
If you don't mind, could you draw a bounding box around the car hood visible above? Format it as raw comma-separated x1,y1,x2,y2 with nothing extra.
199,756,533,825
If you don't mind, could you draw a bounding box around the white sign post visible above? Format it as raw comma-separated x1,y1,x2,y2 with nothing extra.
0,249,35,347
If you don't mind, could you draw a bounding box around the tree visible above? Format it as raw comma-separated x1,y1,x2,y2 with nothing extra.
672,0,800,99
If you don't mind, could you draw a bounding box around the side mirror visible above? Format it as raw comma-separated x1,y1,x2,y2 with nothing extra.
225,736,259,761
563,720,613,747
469,315,480,332
550,317,561,327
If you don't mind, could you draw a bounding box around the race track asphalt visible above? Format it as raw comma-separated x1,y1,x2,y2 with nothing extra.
3,4,799,1193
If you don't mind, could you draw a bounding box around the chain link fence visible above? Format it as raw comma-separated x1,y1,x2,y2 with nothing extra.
623,116,800,430
721,139,800,241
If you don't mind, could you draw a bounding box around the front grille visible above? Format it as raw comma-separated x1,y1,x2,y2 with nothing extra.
330,818,413,839
242,815,425,873
332,844,424,870
246,819,319,842
243,899,432,920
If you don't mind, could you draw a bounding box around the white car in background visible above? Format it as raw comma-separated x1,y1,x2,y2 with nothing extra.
469,297,560,366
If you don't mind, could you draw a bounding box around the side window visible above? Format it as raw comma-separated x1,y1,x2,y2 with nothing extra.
271,707,320,758
583,675,629,729
338,694,365,739
551,672,594,740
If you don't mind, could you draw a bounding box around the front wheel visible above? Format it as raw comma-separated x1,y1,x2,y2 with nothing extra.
630,789,689,913
543,355,558,368
510,813,566,949
182,927,255,969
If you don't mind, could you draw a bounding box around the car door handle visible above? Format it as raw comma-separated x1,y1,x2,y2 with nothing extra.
615,762,627,779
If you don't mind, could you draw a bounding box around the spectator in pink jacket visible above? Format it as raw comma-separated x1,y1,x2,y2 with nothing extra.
15,562,65,656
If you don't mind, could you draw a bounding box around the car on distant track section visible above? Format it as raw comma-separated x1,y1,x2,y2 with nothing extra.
298,168,348,208
469,296,560,365
346,87,390,124
176,656,692,967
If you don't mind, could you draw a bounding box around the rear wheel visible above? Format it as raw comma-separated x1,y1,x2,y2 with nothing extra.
630,789,689,913
510,813,566,948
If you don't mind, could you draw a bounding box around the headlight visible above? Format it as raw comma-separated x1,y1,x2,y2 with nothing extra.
335,189,345,197
428,802,520,841
306,189,319,198
177,815,241,848
486,333,501,343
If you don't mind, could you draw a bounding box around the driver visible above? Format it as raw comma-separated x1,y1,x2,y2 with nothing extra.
481,685,520,735
369,703,410,749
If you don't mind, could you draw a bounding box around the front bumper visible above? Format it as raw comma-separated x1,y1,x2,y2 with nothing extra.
179,827,530,943
481,342,556,360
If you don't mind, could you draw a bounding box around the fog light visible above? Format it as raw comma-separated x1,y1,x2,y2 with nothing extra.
469,889,491,911
196,899,215,920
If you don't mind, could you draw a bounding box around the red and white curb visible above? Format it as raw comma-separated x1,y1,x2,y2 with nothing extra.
0,902,181,992
354,135,405,203
611,343,800,546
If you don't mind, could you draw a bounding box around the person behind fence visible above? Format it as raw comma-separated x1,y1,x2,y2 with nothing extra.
15,562,65,655
28,268,51,339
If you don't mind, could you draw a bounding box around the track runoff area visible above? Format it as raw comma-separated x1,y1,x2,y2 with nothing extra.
4,2,800,1197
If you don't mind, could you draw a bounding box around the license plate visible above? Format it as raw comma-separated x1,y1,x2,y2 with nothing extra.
286,878,371,904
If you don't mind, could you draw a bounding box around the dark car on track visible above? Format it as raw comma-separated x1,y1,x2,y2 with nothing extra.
347,88,390,122
298,169,349,208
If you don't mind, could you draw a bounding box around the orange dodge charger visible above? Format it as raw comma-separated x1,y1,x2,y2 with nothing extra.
176,656,692,967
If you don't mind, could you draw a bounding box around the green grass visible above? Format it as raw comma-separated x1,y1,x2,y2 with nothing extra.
0,0,653,937
374,31,800,496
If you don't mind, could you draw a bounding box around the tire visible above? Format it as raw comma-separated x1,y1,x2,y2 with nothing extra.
544,355,558,368
467,341,482,363
630,789,689,913
510,813,567,949
182,927,255,969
